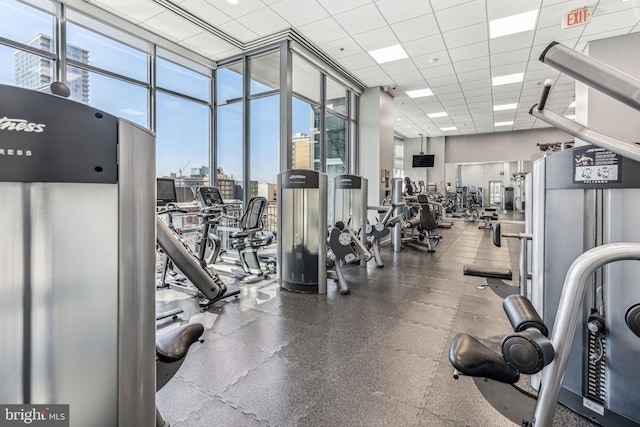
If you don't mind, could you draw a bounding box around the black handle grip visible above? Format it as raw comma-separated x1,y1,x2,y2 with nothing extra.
537,80,553,111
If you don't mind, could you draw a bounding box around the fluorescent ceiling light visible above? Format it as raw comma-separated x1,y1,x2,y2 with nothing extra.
368,44,408,64
495,121,513,126
565,114,576,119
493,103,517,111
489,10,538,39
406,88,434,98
492,73,524,86
427,111,448,118
440,126,457,131
569,101,576,108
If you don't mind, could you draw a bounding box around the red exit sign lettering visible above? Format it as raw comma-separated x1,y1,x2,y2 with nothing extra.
562,7,593,29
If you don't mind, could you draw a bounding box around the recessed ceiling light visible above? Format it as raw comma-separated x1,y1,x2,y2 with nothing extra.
440,126,457,131
227,0,240,4
565,114,576,119
569,101,576,108
495,121,514,126
406,88,434,98
368,44,409,64
492,73,524,86
429,58,439,64
427,111,448,118
489,10,538,39
493,103,518,111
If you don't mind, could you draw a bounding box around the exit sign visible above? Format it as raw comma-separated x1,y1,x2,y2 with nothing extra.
562,7,593,29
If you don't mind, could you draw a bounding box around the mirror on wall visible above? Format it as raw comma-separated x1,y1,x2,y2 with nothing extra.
444,160,531,212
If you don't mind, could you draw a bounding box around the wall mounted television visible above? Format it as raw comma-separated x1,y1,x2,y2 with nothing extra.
412,154,435,167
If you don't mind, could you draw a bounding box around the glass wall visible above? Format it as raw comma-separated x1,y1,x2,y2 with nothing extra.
156,53,211,202
216,61,243,201
2,0,361,226
0,0,55,87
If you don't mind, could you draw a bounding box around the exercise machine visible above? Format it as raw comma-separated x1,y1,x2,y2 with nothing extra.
402,194,442,252
450,41,640,426
156,322,204,427
197,187,275,283
278,169,327,293
0,83,155,425
156,179,240,307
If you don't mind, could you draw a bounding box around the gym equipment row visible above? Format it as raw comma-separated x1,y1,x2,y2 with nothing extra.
278,170,380,295
449,41,640,426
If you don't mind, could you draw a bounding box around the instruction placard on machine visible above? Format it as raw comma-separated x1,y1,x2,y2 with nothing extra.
573,147,620,184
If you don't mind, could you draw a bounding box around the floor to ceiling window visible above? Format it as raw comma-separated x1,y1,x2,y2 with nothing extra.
0,0,55,87
216,61,244,201
64,10,149,127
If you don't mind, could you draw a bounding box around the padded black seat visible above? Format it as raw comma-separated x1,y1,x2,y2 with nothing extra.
449,333,519,384
156,322,204,363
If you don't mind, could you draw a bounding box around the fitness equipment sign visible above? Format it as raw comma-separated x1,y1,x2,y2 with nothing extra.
573,146,620,184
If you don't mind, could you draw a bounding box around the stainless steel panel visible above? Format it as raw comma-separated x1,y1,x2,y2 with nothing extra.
29,183,119,427
318,173,327,292
531,158,546,309
544,188,587,395
0,182,25,403
603,188,640,420
117,120,156,427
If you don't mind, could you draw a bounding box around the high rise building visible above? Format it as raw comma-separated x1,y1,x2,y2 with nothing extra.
14,34,89,103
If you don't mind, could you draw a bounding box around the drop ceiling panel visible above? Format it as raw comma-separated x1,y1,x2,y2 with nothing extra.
141,11,202,41
402,35,447,57
435,2,487,32
448,41,489,62
90,0,165,22
490,31,535,54
583,10,639,35
457,68,491,82
182,30,238,57
394,69,432,84
237,7,289,37
318,36,363,59
179,0,232,26
297,18,348,44
380,58,416,74
533,25,586,47
442,23,488,49
352,65,387,79
374,0,433,24
315,0,371,15
337,53,377,70
335,4,388,36
419,63,456,79
352,27,399,51
392,14,440,43
270,0,329,26
453,56,490,73
490,48,531,67
414,52,451,68
460,79,492,91
366,76,396,86
427,75,460,87
486,0,541,20
210,0,267,19
218,20,260,43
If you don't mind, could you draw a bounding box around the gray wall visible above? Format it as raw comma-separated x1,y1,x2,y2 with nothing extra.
444,127,571,164
402,136,445,192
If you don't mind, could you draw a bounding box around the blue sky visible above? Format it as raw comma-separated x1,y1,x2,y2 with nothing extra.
1,0,325,186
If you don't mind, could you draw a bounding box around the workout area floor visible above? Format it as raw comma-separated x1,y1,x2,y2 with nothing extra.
156,217,597,427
